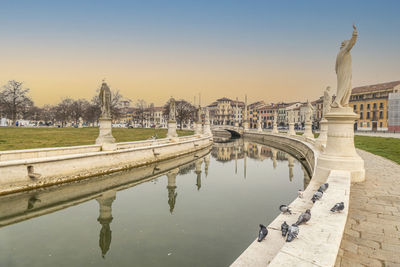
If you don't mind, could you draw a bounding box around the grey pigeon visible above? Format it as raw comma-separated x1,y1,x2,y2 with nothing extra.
330,202,345,212
311,191,323,203
318,183,329,193
286,224,299,242
257,224,268,242
295,209,311,225
279,204,292,214
281,221,289,237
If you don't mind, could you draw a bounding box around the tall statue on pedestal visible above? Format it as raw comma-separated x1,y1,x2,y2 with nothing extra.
316,86,332,146
288,110,296,135
332,25,358,108
315,25,365,183
96,81,116,149
167,98,178,138
323,86,332,117
272,110,278,133
303,100,314,139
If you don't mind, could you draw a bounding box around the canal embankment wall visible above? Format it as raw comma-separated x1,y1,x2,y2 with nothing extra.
232,130,351,267
0,134,213,196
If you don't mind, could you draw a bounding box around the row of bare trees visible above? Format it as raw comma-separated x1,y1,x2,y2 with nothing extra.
0,80,127,126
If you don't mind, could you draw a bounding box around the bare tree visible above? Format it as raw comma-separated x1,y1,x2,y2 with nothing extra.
135,99,148,127
70,99,90,124
0,80,34,125
55,98,74,127
163,99,196,129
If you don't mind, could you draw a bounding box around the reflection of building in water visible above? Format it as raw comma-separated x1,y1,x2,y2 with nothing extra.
96,190,116,258
211,139,244,162
204,154,210,177
167,168,179,213
288,155,294,182
195,159,203,190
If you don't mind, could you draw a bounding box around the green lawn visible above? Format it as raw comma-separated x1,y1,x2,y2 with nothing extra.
0,127,194,151
354,136,400,165
297,132,400,164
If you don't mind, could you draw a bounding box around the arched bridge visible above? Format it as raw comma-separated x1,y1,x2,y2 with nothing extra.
211,125,243,138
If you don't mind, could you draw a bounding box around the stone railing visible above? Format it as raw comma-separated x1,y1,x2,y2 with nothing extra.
232,130,351,267
0,134,212,196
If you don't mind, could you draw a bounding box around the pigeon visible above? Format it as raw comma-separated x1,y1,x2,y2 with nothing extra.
295,209,311,225
281,221,289,237
257,224,268,242
279,204,292,214
330,202,345,212
298,190,304,199
286,224,299,242
318,183,329,193
311,190,323,203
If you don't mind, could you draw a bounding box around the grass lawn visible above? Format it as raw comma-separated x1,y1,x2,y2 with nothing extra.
0,127,194,151
297,132,400,164
354,136,400,165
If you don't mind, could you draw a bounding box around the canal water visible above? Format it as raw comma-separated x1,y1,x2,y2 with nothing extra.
0,139,310,267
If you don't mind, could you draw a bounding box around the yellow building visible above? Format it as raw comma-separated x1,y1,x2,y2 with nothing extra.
350,81,400,131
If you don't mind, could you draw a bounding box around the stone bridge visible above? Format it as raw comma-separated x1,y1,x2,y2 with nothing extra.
211,125,243,138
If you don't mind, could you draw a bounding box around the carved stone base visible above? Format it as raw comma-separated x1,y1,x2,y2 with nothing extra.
272,122,278,134
315,107,365,183
288,122,296,136
303,121,314,139
203,122,212,136
316,118,328,146
96,118,116,150
167,120,178,138
195,122,203,135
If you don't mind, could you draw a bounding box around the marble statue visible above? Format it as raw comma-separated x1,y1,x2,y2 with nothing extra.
332,25,358,108
99,82,112,119
288,110,293,123
169,98,176,121
323,86,332,117
306,101,314,122
273,111,277,123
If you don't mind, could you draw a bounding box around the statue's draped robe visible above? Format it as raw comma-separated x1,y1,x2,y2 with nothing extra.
334,33,357,107
99,83,112,119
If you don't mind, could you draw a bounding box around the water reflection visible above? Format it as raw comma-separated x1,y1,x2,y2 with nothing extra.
0,139,312,267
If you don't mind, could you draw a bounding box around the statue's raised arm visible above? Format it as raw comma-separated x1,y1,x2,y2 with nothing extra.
345,24,358,52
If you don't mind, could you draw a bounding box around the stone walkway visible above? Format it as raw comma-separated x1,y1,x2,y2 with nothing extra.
335,149,400,267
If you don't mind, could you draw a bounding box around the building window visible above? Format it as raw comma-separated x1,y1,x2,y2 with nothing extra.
379,111,383,119
380,122,383,128
379,102,384,109
353,104,357,110
367,104,370,109
367,112,370,119
373,103,377,109
360,112,363,119
360,104,364,110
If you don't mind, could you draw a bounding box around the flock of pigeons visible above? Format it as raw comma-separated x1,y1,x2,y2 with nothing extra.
257,182,345,243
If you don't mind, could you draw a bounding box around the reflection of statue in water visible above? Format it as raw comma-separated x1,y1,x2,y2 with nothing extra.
27,195,41,210
323,86,332,117
195,159,202,190
99,82,112,119
96,191,116,258
332,25,358,108
288,155,294,182
167,169,179,213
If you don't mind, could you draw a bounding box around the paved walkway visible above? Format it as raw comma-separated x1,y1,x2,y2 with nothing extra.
355,132,400,139
335,149,400,267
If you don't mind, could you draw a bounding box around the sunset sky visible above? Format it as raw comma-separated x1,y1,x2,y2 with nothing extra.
0,0,399,106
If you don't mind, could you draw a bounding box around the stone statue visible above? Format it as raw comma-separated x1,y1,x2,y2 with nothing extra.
323,86,332,117
273,110,277,123
169,98,176,121
332,25,358,108
288,110,293,123
306,101,314,122
197,106,202,122
99,82,112,119
205,108,210,121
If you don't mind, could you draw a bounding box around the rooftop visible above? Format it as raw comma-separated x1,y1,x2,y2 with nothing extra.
352,80,400,94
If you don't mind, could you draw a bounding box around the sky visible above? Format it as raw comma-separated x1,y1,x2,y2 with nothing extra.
0,0,399,106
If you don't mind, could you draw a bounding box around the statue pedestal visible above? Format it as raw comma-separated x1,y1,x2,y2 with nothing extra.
167,120,178,138
243,121,249,131
195,122,203,136
315,107,365,183
316,118,328,146
288,122,296,136
203,122,212,136
272,122,278,134
257,122,262,133
303,121,314,139
96,118,116,151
